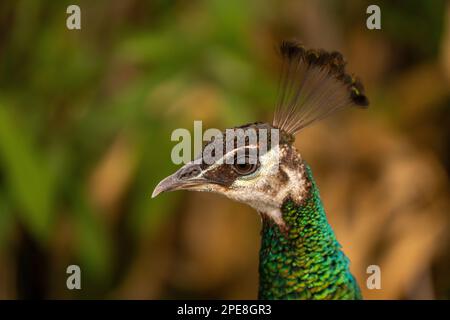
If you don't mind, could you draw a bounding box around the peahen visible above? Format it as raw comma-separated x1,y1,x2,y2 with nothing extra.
152,41,369,300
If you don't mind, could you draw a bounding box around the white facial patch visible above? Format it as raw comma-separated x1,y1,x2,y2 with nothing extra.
223,146,309,226
187,142,309,227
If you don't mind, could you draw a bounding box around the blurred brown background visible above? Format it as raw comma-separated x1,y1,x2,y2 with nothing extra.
0,0,449,299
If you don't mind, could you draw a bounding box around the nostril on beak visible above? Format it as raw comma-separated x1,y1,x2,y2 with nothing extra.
177,164,202,180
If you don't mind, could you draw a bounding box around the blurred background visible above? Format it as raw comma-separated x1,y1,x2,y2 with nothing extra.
0,0,449,299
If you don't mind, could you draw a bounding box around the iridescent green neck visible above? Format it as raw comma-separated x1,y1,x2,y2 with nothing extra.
258,164,361,300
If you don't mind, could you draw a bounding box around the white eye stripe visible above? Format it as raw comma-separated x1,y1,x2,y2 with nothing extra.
205,146,258,165
198,146,259,178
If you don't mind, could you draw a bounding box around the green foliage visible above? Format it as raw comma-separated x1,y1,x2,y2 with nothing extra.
0,0,274,293
0,105,56,243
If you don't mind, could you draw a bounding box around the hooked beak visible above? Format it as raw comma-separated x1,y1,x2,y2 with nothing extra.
151,163,208,198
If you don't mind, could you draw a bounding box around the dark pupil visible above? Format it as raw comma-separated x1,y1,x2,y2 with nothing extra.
235,163,254,174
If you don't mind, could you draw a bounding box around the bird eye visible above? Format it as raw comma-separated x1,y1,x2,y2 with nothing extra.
232,158,258,175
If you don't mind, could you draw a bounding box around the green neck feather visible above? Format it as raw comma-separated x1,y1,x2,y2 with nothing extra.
258,164,361,300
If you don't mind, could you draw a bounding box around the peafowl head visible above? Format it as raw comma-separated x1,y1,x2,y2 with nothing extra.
152,41,368,227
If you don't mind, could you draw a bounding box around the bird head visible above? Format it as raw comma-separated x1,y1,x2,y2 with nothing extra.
152,122,307,225
152,41,369,226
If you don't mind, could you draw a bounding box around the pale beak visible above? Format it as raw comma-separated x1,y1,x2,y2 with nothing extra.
151,163,207,198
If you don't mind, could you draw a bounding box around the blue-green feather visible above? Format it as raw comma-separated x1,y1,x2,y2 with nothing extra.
258,163,361,300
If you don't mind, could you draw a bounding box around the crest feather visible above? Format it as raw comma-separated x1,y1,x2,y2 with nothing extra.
273,41,369,136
